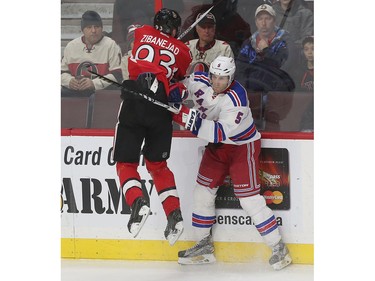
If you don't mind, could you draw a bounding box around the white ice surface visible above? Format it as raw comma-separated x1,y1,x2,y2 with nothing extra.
61,259,313,281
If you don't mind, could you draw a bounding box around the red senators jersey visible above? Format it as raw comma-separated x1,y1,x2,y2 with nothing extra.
128,25,192,93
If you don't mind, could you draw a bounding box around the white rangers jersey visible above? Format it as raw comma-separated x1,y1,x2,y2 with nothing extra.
184,72,261,145
61,36,122,90
185,39,234,74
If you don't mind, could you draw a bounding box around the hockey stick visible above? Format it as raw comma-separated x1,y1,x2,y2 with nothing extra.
86,69,179,113
177,0,225,41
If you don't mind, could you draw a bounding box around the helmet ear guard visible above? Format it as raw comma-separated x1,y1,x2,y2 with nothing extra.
209,56,236,88
154,8,182,38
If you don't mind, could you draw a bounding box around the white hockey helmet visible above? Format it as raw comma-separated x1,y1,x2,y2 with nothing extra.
209,55,236,88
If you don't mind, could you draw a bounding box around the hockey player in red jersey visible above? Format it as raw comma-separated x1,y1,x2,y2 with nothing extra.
112,8,192,245
172,56,292,270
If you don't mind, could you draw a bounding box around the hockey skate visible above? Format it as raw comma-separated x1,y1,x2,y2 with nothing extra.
178,234,216,265
269,240,292,270
127,197,151,238
164,208,184,246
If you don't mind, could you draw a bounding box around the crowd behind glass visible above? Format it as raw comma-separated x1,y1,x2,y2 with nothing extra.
62,0,314,132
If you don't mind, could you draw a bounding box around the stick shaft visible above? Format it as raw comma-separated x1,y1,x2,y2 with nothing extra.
176,0,225,41
177,6,214,40
87,70,179,113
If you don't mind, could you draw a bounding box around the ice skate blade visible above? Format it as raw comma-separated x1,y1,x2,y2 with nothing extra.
271,254,292,270
178,254,216,265
130,206,151,238
166,222,184,246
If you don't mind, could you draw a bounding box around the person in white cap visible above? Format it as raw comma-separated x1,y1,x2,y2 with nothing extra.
235,4,294,93
237,4,289,69
171,55,292,270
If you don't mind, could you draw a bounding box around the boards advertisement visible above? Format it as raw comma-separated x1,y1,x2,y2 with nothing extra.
61,136,313,246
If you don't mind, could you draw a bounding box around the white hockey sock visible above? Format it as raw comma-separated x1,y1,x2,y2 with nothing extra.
192,184,218,241
239,195,281,247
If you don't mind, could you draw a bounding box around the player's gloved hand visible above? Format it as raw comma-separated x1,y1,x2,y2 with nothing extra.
120,80,139,100
172,104,202,135
168,82,187,103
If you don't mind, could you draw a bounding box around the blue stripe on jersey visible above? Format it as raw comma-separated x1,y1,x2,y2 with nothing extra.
226,82,248,107
214,122,226,143
229,122,257,142
193,71,211,87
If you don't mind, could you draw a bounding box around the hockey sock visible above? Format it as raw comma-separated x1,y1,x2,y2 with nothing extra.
239,195,281,247
192,184,218,241
145,159,180,217
116,162,143,207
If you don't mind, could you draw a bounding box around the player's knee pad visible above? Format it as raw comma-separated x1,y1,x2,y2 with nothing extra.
192,184,217,239
116,162,137,175
144,158,178,206
144,159,168,174
144,159,175,186
116,162,141,186
238,194,267,217
193,184,218,212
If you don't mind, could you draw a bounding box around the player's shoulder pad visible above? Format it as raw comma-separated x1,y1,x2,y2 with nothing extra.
225,81,248,107
192,71,211,87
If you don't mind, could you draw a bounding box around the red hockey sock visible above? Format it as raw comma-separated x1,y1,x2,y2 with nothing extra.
145,159,180,216
116,162,143,207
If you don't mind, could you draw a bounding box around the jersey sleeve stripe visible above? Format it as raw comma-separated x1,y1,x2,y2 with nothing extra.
229,122,257,142
193,72,211,87
227,89,248,107
214,121,226,143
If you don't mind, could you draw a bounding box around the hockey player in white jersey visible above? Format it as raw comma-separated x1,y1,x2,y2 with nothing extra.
171,55,292,270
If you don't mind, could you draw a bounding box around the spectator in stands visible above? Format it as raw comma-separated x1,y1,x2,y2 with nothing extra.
296,35,313,91
61,11,123,96
235,4,293,92
185,12,234,74
294,35,313,131
237,0,273,35
120,24,141,81
272,0,313,45
182,0,251,57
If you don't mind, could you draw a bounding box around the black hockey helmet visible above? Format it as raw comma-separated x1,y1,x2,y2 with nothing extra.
154,8,181,38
